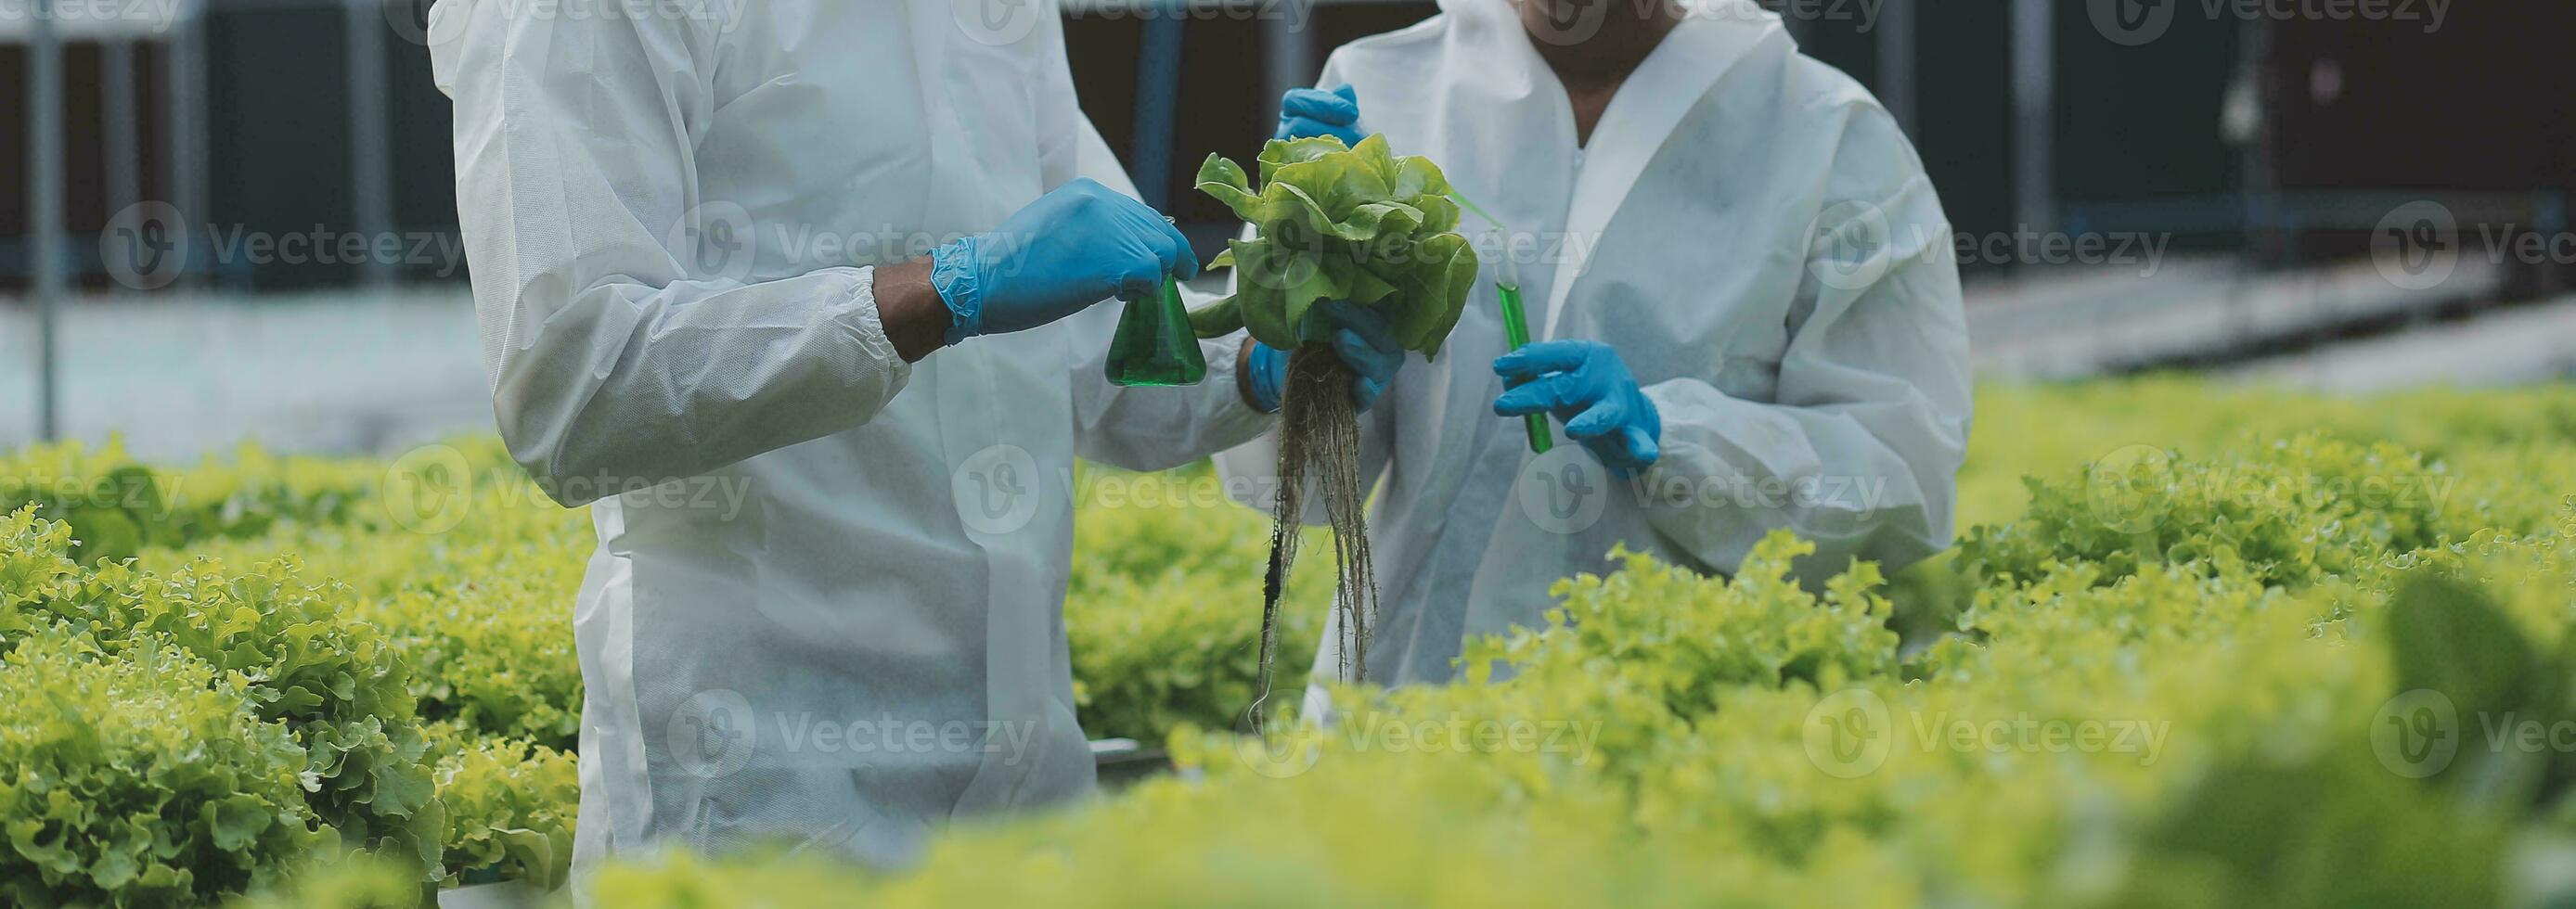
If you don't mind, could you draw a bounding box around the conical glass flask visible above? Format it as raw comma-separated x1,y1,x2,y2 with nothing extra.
1104,275,1208,387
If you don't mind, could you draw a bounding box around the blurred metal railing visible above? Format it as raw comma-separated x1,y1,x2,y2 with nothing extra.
13,0,210,439
29,1,64,440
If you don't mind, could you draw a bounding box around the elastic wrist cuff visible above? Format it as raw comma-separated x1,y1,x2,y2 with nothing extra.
929,238,984,346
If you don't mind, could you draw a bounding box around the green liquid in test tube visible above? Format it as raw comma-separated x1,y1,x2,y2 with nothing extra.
1451,191,1554,455
1104,275,1208,388
1494,281,1554,455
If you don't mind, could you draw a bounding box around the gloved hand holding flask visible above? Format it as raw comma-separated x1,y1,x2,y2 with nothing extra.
930,178,1199,346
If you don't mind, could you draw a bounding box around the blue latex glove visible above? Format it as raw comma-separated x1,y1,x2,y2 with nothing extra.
1493,340,1662,473
1278,84,1367,147
1245,301,1406,414
931,178,1197,346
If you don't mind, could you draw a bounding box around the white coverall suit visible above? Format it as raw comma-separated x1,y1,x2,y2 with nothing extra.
431,0,1269,870
1215,0,1974,696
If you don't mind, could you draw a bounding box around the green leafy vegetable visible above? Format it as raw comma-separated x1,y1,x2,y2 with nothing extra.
1190,135,1483,706
23,380,2576,904
0,506,443,887
0,628,321,906
429,725,579,890
1191,135,1479,359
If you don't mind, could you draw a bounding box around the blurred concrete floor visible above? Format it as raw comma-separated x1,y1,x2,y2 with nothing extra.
4,262,2570,461
0,289,490,462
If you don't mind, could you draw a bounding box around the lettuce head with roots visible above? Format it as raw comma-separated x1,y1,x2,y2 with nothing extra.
1183,134,1481,697
1188,134,1481,359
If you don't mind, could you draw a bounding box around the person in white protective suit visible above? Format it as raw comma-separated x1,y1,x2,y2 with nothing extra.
426,0,1402,870
1217,0,1974,701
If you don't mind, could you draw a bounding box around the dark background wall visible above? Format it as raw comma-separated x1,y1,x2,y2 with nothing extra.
2270,3,2576,194
1911,3,2015,246
206,6,356,288
1,42,174,276
6,0,2572,289
1066,2,1443,230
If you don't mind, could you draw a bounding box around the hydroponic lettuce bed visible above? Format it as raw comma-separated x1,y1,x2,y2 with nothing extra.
9,378,2576,907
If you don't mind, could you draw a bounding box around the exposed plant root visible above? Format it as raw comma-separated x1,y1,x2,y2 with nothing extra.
1252,347,1378,729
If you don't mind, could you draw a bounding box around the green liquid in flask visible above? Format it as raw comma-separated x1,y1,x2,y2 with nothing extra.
1104,275,1208,387
1495,282,1555,454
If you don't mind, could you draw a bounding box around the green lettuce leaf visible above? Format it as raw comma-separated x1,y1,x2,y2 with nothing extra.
1189,135,1481,357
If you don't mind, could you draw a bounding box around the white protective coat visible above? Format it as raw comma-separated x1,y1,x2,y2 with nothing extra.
429,0,1269,870
1216,0,1974,697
